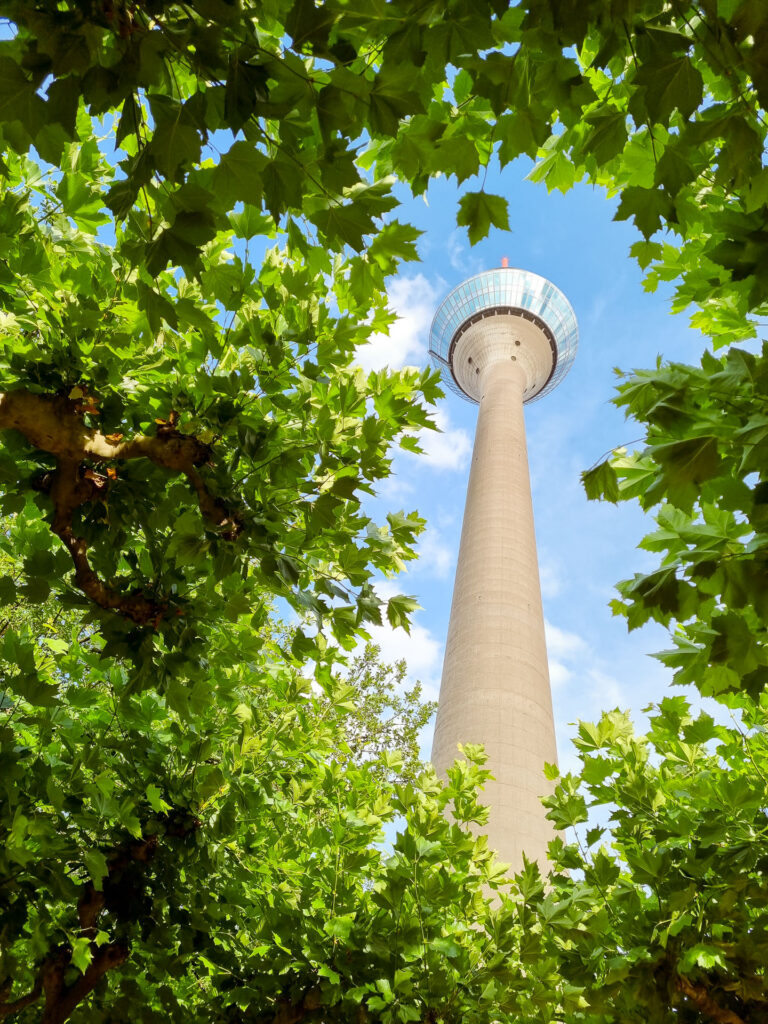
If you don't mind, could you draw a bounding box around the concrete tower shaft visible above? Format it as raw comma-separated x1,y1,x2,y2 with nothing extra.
428,268,577,873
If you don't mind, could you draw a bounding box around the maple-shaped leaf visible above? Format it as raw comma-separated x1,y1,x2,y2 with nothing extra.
631,54,703,125
581,109,627,164
386,593,420,632
212,141,267,207
457,191,509,245
497,108,550,163
309,203,375,252
614,186,675,239
582,460,620,503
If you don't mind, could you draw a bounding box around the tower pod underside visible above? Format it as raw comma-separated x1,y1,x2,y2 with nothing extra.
428,267,578,405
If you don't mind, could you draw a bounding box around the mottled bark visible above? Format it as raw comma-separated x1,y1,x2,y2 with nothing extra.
0,390,241,624
0,837,158,1024
675,973,747,1024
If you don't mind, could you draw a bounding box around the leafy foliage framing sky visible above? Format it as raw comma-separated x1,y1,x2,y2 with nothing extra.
0,0,767,1022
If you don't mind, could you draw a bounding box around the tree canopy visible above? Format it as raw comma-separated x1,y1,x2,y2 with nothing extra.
0,0,767,1022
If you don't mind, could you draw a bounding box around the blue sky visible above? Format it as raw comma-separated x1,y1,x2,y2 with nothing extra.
354,158,711,774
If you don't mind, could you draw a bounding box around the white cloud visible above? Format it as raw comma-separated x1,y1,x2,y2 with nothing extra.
544,620,587,694
539,560,563,599
585,667,623,708
545,620,587,661
375,465,415,502
356,580,444,703
365,621,442,697
373,578,405,603
415,528,455,580
375,407,471,501
548,659,572,690
354,272,472,473
446,230,466,272
543,618,626,740
588,291,609,324
445,229,485,276
355,274,438,372
409,407,472,472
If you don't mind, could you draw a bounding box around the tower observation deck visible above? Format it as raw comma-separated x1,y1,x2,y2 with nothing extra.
429,266,578,873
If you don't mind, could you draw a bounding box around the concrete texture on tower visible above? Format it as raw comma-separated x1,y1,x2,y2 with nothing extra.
429,267,578,873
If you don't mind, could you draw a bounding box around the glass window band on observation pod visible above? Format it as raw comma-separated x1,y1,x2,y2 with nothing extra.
429,267,579,405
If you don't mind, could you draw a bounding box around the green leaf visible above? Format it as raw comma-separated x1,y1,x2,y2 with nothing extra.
679,944,727,971
116,93,141,148
324,914,355,940
84,849,110,890
0,58,45,137
70,937,93,974
654,143,698,194
650,435,720,495
386,594,420,632
632,55,704,124
438,134,481,183
213,141,267,205
456,191,509,245
527,144,577,193
55,172,110,232
147,98,202,179
229,204,273,239
431,936,460,957
497,109,549,163
11,672,59,706
369,66,424,136
614,186,674,239
146,784,171,812
453,68,473,105
581,109,627,164
42,637,69,654
368,221,421,267
582,458,620,502
309,203,375,251
225,58,269,129
0,576,16,605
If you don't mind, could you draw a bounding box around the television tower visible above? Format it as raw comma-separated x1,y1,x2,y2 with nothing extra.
429,264,578,872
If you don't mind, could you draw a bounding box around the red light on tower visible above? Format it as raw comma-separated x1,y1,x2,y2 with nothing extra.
501,256,509,268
